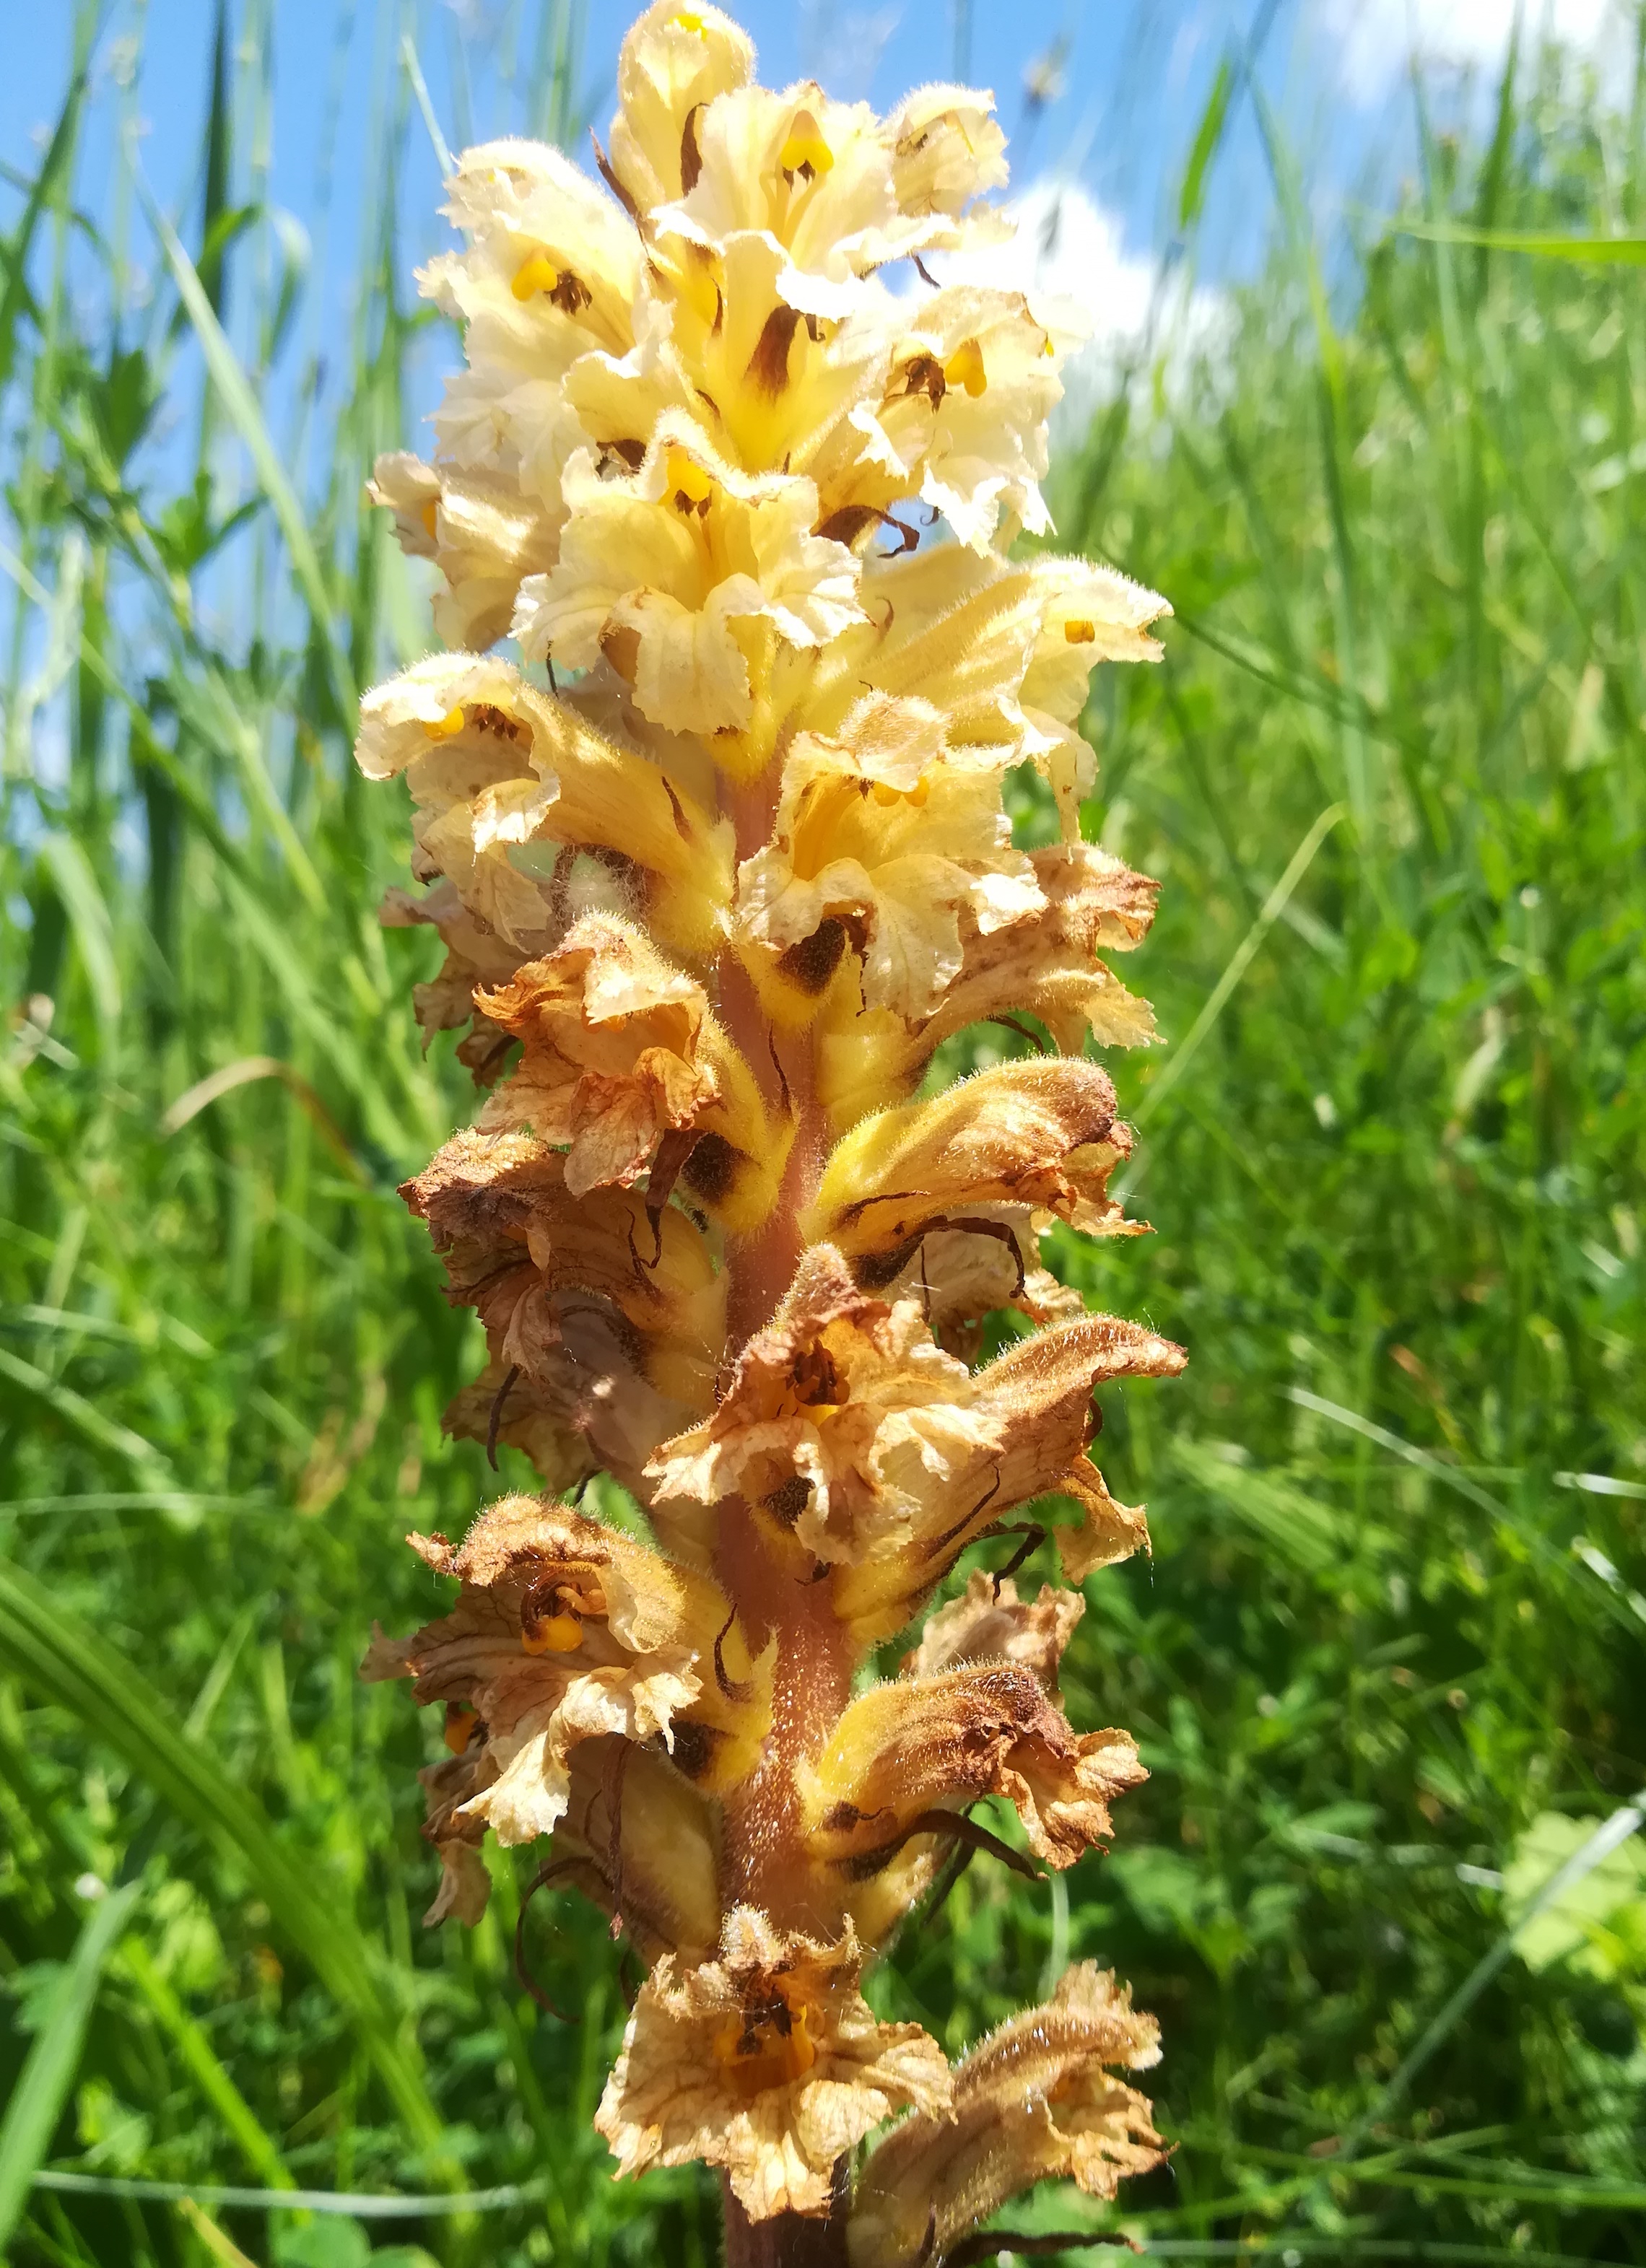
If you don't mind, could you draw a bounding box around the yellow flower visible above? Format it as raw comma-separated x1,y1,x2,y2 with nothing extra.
606,1,755,214
802,1060,1142,1314
735,691,1040,1021
512,423,866,736
884,83,1009,222
849,1966,1165,2267
596,1908,949,2217
355,653,734,961
798,1657,1146,1877
815,842,1160,1134
901,1569,1084,1687
815,286,1073,550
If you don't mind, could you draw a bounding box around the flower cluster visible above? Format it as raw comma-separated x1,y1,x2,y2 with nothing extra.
358,6,1179,2256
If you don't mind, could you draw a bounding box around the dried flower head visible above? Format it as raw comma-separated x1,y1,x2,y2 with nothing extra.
359,4,1179,2257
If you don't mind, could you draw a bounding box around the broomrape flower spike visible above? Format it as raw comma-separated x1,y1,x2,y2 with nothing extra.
356,6,1179,2259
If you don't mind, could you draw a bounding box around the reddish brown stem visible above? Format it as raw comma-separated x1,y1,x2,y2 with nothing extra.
721,2173,850,2268
711,765,855,1926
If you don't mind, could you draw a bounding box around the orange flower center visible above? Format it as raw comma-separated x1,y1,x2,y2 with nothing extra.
521,1576,608,1654
712,1990,818,2098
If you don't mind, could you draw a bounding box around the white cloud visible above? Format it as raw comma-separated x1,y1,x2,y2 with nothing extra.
1328,0,1624,102
931,179,1230,427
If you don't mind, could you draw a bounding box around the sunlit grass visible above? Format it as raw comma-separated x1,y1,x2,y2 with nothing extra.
1,9,1642,2268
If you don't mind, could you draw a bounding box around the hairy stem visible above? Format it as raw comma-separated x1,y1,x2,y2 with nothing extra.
713,764,855,1931
721,2173,851,2268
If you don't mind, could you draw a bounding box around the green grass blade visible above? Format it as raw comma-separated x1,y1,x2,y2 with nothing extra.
0,61,89,396
119,1937,295,2192
134,173,357,733
31,2172,541,2217
0,1558,448,2163
1393,222,1646,261
1318,1794,1646,2189
1134,803,1345,1128
0,1880,142,2256
1177,56,1234,232
0,1348,172,1483
1289,1387,1646,1641
35,837,119,1055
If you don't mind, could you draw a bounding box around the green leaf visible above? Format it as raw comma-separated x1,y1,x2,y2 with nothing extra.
0,1881,141,2256
1505,1811,1646,1980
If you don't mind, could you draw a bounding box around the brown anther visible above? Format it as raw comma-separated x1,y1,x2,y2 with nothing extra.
902,352,946,406
746,304,803,398
776,916,849,995
588,126,641,224
760,1473,811,1530
680,102,705,192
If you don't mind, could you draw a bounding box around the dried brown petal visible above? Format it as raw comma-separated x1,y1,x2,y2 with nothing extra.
849,1964,1165,2267
363,1494,767,1858
802,1060,1141,1270
646,1244,993,1566
475,912,788,1224
900,1571,1081,1688
831,1312,1183,1644
799,1662,1145,1874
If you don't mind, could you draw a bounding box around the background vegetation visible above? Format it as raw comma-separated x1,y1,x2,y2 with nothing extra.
1,6,1643,2266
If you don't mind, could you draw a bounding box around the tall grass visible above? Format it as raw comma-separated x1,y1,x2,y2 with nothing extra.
1,9,1643,2268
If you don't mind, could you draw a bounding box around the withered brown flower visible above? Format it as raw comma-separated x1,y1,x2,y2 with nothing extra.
596,1907,949,2218
848,1964,1166,2265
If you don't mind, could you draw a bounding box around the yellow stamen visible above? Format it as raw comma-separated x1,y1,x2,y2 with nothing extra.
672,8,706,27
511,250,562,302
871,777,931,809
780,110,834,180
443,1703,477,1755
419,497,439,540
522,1612,585,1656
425,704,466,738
943,338,987,397
1064,619,1097,645
668,447,715,513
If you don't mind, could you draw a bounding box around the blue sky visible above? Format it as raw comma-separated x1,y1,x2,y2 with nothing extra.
0,0,1620,580
6,0,1601,317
